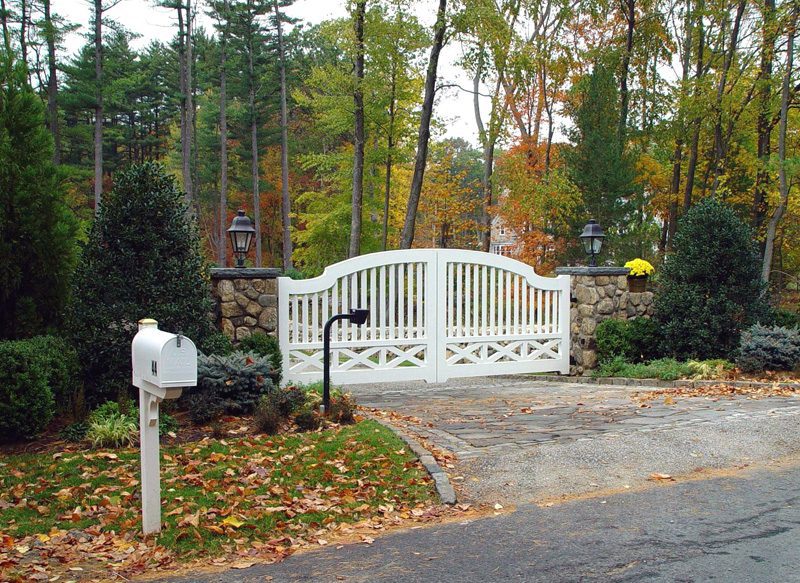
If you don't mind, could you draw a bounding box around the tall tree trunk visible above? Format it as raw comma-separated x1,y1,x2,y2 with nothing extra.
400,0,447,249
349,0,366,259
618,0,635,145
274,0,293,270
183,0,194,206
43,0,60,164
218,0,229,266
382,59,397,251
93,0,103,214
667,0,694,249
683,0,704,210
19,0,26,65
248,34,262,267
762,6,796,284
708,0,746,198
752,0,776,233
0,0,9,54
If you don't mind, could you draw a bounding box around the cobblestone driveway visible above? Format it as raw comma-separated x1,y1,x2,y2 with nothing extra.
347,376,800,459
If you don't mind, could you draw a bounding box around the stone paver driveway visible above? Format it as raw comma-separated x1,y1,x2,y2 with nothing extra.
346,376,800,459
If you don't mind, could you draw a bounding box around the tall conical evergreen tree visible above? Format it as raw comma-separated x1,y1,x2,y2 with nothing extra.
0,53,78,339
68,162,214,405
566,62,637,261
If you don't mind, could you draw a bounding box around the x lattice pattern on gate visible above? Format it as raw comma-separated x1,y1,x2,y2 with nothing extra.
278,249,570,385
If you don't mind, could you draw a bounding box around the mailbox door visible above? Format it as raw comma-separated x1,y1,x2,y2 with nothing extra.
160,337,198,387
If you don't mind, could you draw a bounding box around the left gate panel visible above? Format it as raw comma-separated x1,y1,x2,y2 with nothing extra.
278,251,438,385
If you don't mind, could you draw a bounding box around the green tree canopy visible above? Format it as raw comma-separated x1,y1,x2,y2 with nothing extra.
0,54,78,339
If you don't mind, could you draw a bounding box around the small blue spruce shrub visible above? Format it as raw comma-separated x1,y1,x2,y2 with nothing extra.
736,324,800,373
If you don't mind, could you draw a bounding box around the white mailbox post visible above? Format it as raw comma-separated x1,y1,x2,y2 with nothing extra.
132,318,197,535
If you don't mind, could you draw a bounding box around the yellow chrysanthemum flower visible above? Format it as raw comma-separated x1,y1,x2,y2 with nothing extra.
624,258,655,277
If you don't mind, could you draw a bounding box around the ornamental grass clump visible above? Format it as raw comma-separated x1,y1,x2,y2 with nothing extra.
624,258,655,277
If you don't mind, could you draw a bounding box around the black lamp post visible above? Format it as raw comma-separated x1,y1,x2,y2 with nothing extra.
323,308,369,414
580,219,605,267
227,210,256,268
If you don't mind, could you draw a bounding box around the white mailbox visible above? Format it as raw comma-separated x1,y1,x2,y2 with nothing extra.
132,318,198,535
132,321,197,400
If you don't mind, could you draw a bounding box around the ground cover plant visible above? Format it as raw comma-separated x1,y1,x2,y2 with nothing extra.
0,420,436,581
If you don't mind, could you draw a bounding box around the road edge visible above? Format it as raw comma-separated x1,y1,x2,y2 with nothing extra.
365,413,457,505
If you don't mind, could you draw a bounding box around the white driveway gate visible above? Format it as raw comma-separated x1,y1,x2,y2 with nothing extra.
278,250,570,385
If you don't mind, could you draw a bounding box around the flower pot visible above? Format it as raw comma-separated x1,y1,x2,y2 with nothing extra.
627,275,648,293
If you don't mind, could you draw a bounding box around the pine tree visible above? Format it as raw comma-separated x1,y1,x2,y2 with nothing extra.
565,62,637,261
0,54,78,339
68,162,214,405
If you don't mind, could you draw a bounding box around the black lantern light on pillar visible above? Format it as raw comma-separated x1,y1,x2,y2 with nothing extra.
580,219,605,267
227,210,256,268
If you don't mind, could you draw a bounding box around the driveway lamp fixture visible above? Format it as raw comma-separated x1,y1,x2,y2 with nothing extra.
227,210,256,268
580,219,605,267
323,308,369,414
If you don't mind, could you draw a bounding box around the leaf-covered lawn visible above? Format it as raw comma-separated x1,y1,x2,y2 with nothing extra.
0,420,437,581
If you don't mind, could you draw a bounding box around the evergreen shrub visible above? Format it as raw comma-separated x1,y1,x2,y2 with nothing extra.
596,317,661,364
199,332,234,356
187,352,275,424
736,324,800,373
656,198,768,360
237,333,282,383
772,309,800,330
0,56,78,339
28,335,81,416
68,162,214,406
0,340,55,441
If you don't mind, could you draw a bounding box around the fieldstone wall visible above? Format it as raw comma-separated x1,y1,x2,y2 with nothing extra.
210,268,282,341
555,266,654,375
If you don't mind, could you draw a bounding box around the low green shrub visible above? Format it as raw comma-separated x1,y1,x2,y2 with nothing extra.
772,309,800,330
199,332,234,356
283,267,305,280
0,340,55,441
27,335,82,416
627,317,663,362
736,324,800,373
59,421,88,442
595,319,630,364
596,318,662,364
595,357,692,381
237,333,282,383
186,392,224,425
253,393,283,435
86,402,137,448
159,411,179,436
186,352,276,425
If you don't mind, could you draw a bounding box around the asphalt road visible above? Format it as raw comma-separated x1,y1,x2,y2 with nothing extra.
162,461,800,583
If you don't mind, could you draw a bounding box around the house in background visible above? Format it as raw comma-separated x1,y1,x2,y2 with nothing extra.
489,215,518,257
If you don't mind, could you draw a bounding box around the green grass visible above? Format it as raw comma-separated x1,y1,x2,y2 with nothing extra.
594,357,694,381
0,421,435,561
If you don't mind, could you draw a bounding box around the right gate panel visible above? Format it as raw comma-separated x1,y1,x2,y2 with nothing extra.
435,250,570,382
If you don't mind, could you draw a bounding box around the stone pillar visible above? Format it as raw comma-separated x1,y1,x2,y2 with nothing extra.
210,268,282,341
555,266,654,375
